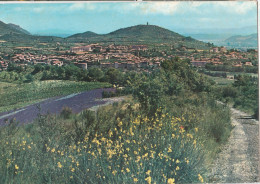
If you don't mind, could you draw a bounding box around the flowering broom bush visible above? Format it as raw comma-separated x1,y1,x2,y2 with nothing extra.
0,108,206,184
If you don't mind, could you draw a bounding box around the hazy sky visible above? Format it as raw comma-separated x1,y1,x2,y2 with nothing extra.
0,2,257,36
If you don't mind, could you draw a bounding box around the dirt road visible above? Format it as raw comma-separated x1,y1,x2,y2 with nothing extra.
208,107,259,183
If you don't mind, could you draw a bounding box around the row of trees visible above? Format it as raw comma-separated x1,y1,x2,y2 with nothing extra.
205,63,257,73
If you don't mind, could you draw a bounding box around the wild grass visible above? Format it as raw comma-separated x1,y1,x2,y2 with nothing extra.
0,94,231,184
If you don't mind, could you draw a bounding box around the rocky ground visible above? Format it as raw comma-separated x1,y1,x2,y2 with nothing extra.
208,107,259,183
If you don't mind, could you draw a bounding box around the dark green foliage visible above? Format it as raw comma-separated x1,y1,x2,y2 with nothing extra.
32,64,44,75
133,78,165,115
205,63,257,73
161,57,212,92
73,110,96,143
216,74,258,116
60,106,73,119
102,89,123,98
104,68,124,85
86,67,104,82
222,86,238,98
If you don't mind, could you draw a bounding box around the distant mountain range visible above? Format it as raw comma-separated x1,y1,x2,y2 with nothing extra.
178,26,257,35
185,33,258,49
224,33,257,48
0,21,210,49
0,20,257,49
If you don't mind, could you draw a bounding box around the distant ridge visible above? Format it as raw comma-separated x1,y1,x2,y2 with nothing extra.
225,33,257,48
67,31,99,39
7,23,30,35
0,32,64,43
0,21,30,36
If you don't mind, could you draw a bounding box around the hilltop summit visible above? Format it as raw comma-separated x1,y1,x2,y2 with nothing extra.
67,24,210,49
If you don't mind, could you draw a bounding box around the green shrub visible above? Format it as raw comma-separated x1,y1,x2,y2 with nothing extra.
60,106,73,119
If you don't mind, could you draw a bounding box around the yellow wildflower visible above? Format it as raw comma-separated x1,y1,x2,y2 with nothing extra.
145,176,152,184
168,146,172,153
198,174,204,183
167,178,175,184
146,170,151,175
108,131,113,137
51,148,55,153
193,140,197,145
15,164,19,170
142,153,148,159
112,170,117,175
71,168,75,172
185,158,189,164
57,162,62,168
133,178,138,182
126,168,130,173
187,133,193,139
136,156,141,162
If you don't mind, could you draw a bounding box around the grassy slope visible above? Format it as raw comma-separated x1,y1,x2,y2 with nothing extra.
0,94,232,183
0,80,111,113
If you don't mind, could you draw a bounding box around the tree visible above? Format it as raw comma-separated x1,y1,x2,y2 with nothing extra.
133,77,165,115
25,74,34,83
87,67,104,82
32,64,44,75
105,68,123,85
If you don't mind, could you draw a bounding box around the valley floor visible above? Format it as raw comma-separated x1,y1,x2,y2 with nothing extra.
208,106,259,183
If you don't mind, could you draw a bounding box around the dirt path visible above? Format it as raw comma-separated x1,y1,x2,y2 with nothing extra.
208,107,259,183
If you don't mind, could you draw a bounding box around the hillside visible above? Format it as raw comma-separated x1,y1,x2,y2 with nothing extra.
0,32,64,43
67,24,211,49
225,33,257,48
7,23,30,35
67,31,99,39
0,20,64,43
0,21,29,36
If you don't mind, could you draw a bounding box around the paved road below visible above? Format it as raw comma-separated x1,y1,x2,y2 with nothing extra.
208,107,259,183
0,88,116,126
